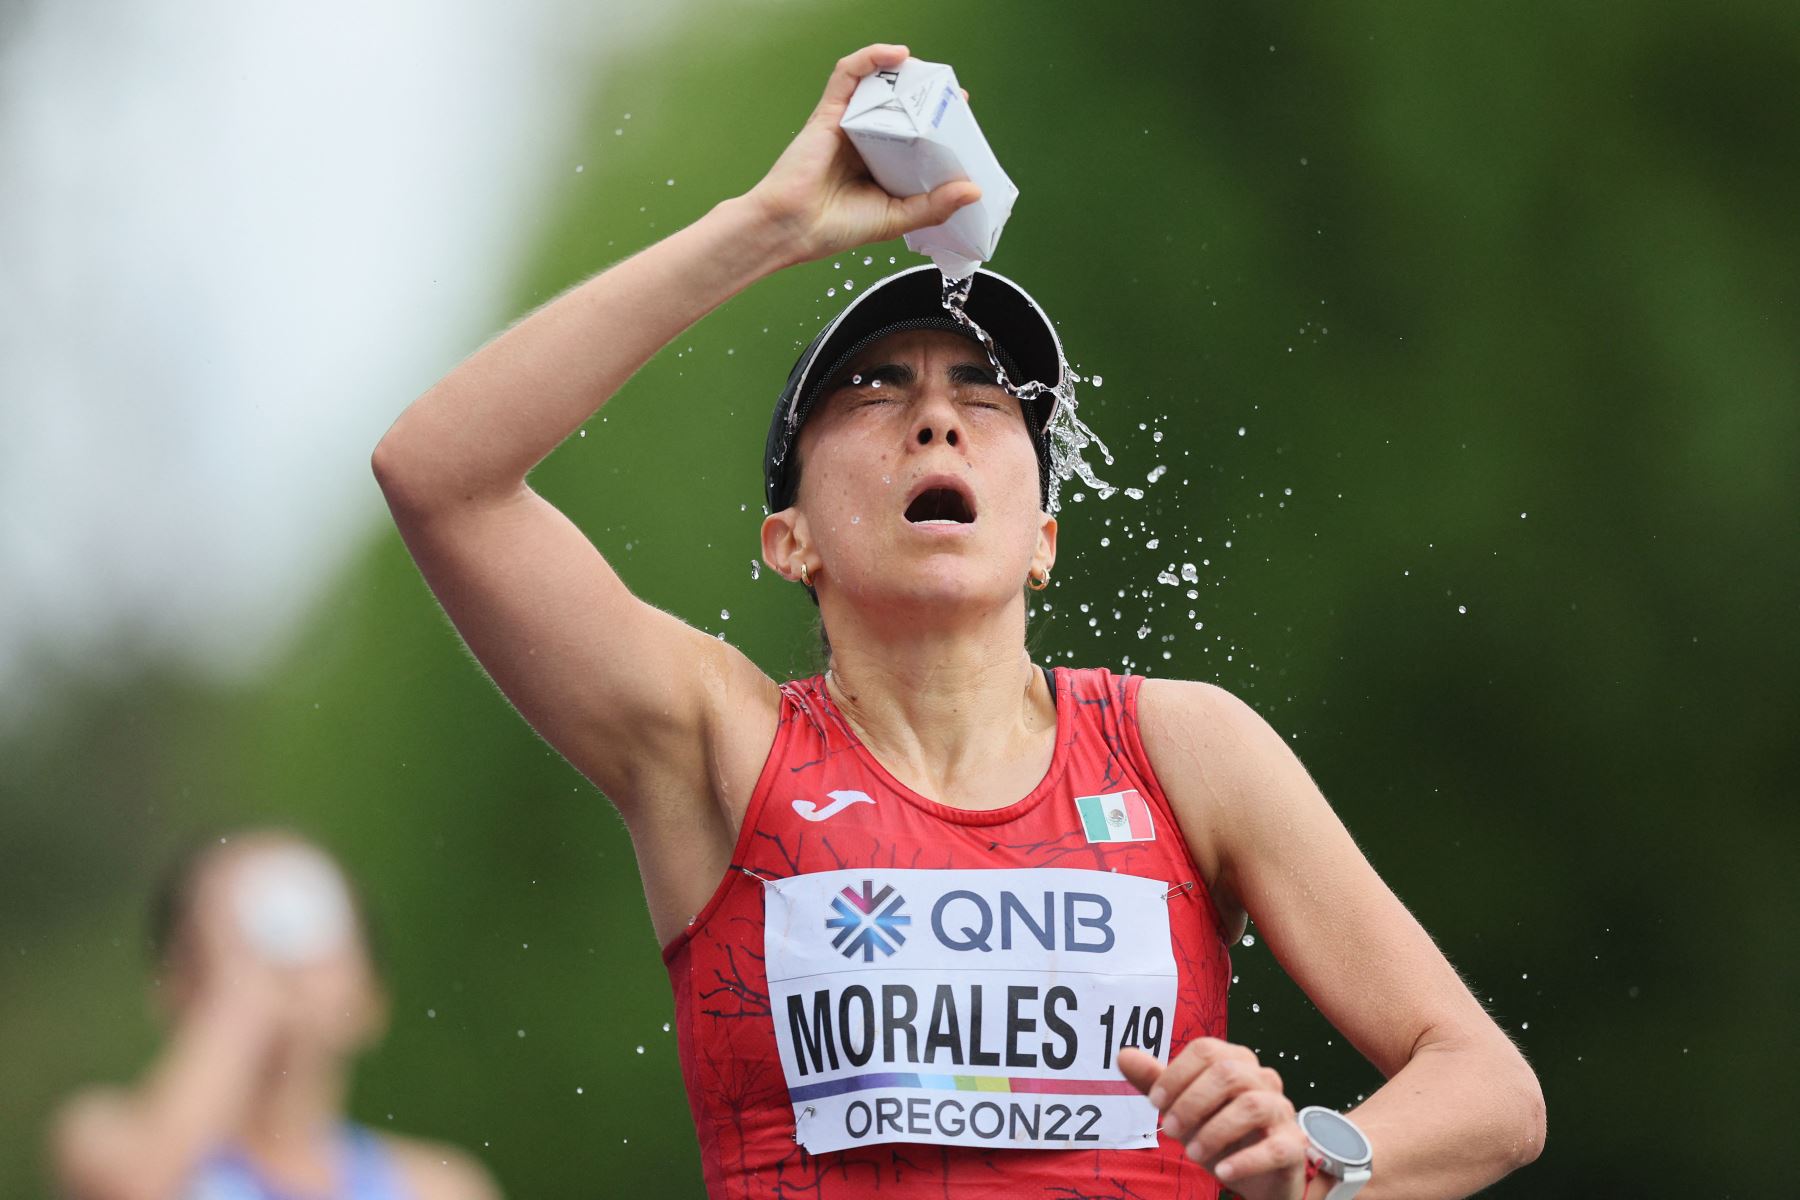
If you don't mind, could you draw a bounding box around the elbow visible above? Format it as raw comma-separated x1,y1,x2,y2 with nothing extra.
1518,1062,1547,1167
370,418,440,519
1502,1042,1547,1170
370,425,414,504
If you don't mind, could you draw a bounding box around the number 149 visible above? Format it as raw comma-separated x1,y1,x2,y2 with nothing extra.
1098,1004,1166,1067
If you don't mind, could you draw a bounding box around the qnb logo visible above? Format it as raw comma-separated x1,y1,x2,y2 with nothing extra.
827,881,911,962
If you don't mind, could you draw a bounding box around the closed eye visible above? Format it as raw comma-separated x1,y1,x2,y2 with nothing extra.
829,362,913,396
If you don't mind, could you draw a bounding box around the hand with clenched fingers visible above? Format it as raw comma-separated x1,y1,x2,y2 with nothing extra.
1119,1040,1311,1200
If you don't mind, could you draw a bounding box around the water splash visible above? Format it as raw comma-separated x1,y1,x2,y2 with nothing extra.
939,273,1113,513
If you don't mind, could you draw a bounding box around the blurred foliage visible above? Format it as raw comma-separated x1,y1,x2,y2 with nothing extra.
3,1,1796,1196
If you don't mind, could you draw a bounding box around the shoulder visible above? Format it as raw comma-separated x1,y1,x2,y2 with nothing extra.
1134,676,1289,787
382,1135,502,1200
1133,678,1318,912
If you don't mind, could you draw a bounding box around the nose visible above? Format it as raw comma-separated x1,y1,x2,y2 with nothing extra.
911,393,963,449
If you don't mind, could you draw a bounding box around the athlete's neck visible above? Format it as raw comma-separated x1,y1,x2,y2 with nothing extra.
233,1045,352,1188
822,615,1054,811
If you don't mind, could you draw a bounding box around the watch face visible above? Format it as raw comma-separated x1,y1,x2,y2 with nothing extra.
1299,1108,1372,1166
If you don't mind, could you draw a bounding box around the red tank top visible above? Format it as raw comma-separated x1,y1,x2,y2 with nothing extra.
663,667,1231,1199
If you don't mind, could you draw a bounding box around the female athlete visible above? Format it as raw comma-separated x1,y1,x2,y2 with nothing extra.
372,43,1544,1200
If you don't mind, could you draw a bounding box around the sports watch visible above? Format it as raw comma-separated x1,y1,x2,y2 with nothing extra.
1296,1106,1373,1200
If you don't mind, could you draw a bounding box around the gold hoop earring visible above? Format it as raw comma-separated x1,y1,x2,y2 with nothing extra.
1028,569,1050,592
799,562,812,588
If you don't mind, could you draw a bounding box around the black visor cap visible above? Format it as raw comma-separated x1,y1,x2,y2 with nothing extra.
763,265,1064,514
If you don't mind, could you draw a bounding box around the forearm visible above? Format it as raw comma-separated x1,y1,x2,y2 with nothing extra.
1344,1030,1544,1199
374,193,794,509
59,988,276,1200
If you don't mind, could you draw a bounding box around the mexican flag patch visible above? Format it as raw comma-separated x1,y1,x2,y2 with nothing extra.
1075,789,1155,843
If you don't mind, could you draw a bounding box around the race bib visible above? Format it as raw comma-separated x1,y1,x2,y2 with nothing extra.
764,867,1177,1154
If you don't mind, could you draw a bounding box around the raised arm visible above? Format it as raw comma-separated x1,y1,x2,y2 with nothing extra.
370,45,979,933
50,889,300,1200
1123,679,1545,1199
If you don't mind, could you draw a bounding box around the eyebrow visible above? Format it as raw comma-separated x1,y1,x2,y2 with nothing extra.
827,359,1001,393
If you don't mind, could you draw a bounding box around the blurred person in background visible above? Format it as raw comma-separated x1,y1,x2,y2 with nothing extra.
49,832,499,1200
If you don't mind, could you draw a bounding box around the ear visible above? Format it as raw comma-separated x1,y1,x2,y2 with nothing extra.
1033,512,1058,578
761,509,810,582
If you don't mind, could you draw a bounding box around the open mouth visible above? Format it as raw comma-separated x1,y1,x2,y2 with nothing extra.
904,484,977,526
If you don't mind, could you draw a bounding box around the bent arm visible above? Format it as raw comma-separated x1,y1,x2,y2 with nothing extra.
371,197,792,811
51,983,278,1200
1141,679,1545,1199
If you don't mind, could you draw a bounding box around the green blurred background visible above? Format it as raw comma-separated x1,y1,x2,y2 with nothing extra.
4,1,1796,1195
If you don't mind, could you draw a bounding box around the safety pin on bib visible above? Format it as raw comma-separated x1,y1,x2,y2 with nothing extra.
1163,880,1196,901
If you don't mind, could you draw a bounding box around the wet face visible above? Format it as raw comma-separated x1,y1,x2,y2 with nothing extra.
764,329,1056,616
161,837,386,1056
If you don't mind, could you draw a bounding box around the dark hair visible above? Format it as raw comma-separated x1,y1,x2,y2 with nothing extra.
146,832,382,972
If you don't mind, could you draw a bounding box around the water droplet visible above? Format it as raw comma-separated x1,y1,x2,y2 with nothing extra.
1136,624,1150,639
1092,375,1104,387
1251,1002,1261,1013
427,1008,436,1018
517,1029,526,1038
720,609,731,620
574,164,585,174
844,279,855,290
665,178,675,186
1241,934,1256,947
1237,426,1247,437
1457,605,1467,614
749,560,761,580
578,429,586,438
577,1086,585,1094
635,1044,645,1054
1180,563,1199,584
862,255,873,265
1147,465,1167,483
1123,487,1144,500
1146,537,1160,549
826,287,836,297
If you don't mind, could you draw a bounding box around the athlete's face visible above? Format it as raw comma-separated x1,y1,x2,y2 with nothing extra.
764,329,1056,617
160,838,387,1059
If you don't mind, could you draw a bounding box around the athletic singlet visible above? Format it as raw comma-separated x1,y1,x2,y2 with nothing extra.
183,1125,412,1200
663,667,1232,1199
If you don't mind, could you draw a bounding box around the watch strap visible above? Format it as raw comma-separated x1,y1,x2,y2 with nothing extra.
1321,1165,1370,1200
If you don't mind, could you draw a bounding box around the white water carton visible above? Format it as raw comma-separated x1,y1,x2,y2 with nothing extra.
839,58,1019,279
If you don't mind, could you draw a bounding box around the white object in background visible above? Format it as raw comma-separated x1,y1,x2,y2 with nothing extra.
234,847,355,965
839,58,1019,280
